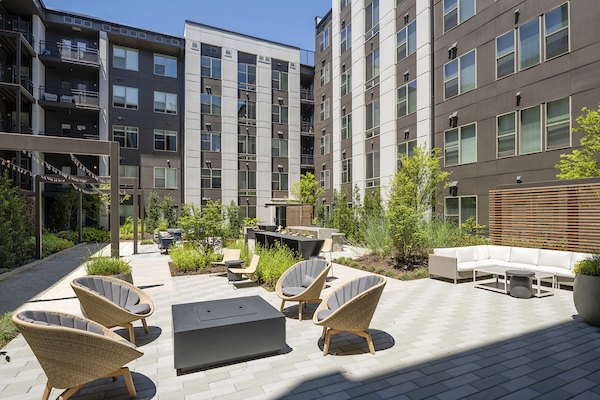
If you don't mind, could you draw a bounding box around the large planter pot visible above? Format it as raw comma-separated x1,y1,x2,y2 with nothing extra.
574,274,600,326
111,272,133,284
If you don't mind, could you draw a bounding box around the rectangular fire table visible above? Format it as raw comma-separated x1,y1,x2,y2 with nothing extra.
254,231,324,259
172,296,286,373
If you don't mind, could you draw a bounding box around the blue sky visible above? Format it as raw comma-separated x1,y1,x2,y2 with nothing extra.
43,0,331,51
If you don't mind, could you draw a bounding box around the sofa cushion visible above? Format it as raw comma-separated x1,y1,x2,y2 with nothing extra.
455,247,477,263
433,248,456,258
571,253,595,269
538,249,573,270
456,260,497,272
474,245,490,260
510,247,539,265
532,265,575,279
488,246,511,262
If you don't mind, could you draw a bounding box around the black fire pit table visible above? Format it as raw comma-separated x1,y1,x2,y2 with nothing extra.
172,296,286,373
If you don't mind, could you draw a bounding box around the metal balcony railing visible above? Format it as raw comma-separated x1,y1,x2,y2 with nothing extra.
0,65,33,94
39,41,100,65
301,122,314,133
2,17,34,47
301,154,314,165
300,49,315,66
39,131,99,139
300,88,313,101
39,86,100,109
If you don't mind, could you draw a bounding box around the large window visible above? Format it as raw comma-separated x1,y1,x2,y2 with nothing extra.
154,129,177,152
272,172,289,191
497,112,516,158
341,23,352,53
366,99,380,138
113,85,138,109
341,158,352,184
272,104,289,124
341,113,352,140
341,68,352,96
546,97,570,150
119,165,138,178
238,135,256,156
397,140,416,170
201,169,221,189
443,0,475,32
319,27,330,52
201,56,221,79
397,20,416,62
113,46,138,71
443,49,476,99
320,62,330,86
239,205,256,220
271,138,288,158
445,196,477,225
238,170,256,191
444,123,476,166
519,105,542,155
272,70,288,91
238,100,257,121
238,63,257,88
320,169,331,190
365,0,379,39
113,125,138,149
154,91,177,114
519,18,541,71
366,47,380,87
201,131,221,152
397,80,417,118
545,3,569,60
366,151,380,186
201,94,221,115
496,31,515,79
154,54,177,77
319,134,330,156
154,167,177,189
320,98,330,121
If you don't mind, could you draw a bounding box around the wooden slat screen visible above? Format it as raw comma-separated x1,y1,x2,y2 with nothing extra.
489,183,600,253
285,205,313,227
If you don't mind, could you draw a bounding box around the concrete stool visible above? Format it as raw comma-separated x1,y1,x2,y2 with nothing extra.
507,270,535,298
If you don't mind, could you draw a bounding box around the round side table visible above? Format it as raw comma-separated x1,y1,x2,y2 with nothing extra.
507,270,535,298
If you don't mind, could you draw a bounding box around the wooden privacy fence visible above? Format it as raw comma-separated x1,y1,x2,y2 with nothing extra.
489,182,600,253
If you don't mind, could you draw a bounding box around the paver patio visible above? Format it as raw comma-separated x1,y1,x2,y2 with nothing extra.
1,243,599,399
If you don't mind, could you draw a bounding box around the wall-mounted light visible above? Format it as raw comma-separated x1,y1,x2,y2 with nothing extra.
449,112,458,128
448,43,458,60
449,181,458,197
404,14,410,24
278,130,284,136
246,198,250,204
205,160,212,168
516,92,522,107
371,140,374,149
205,86,212,94
404,71,410,82
516,176,523,184
404,129,410,140
514,9,520,24
205,122,212,131
245,162,249,169
277,164,284,171
167,159,171,168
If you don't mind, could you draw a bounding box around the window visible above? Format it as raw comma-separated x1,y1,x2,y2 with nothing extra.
113,46,138,71
320,62,330,86
366,99,380,138
341,23,352,53
272,138,288,158
238,63,257,88
238,170,256,191
341,0,350,9
496,31,515,79
239,205,256,220
445,196,477,225
397,0,406,5
519,18,541,71
546,97,570,150
341,113,352,140
497,112,516,158
154,129,177,152
366,151,380,186
272,172,289,191
238,100,257,121
320,170,331,190
366,47,380,87
443,0,475,32
320,98,330,121
341,157,352,184
154,91,177,114
319,27,330,52
397,80,417,118
201,168,221,189
444,123,476,166
272,70,288,91
397,140,417,170
545,3,569,60
365,0,379,39
341,68,352,96
201,131,221,152
397,20,416,62
113,85,138,109
113,125,138,149
320,134,330,156
201,94,221,115
443,49,476,99
272,104,289,124
61,123,71,135
154,167,177,189
519,105,542,155
119,165,138,178
238,135,256,156
201,56,221,79
154,54,177,77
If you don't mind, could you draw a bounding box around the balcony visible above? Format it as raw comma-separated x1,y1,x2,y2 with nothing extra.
39,41,100,67
39,131,99,140
300,49,315,67
301,121,313,134
300,88,313,102
0,65,34,99
301,154,314,166
39,86,100,111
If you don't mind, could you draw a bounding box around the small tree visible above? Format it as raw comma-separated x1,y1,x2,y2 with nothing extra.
330,189,359,241
0,172,33,269
178,201,225,258
160,195,177,228
225,201,241,239
290,172,323,206
556,106,600,179
388,146,449,264
145,191,161,232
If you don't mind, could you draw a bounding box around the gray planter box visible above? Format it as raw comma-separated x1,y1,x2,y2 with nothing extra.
574,274,600,326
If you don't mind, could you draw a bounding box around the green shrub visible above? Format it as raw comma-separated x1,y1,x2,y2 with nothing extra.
332,257,359,268
255,243,303,287
119,216,143,240
227,240,254,266
574,254,600,276
156,219,169,232
0,312,18,349
82,226,110,242
85,256,131,276
362,216,393,257
422,217,488,252
42,234,74,258
140,239,155,245
169,245,217,272
0,172,33,270
56,230,78,243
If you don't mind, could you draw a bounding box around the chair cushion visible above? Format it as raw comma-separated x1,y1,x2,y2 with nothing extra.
433,248,456,258
281,259,328,288
474,245,490,260
282,286,305,297
126,303,151,315
538,249,573,270
327,275,383,310
488,246,511,262
455,247,477,263
301,275,316,288
17,311,104,335
316,309,334,321
76,277,140,310
510,247,539,265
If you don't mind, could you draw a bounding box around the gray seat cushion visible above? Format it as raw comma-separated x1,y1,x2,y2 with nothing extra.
282,259,328,289
126,303,151,315
316,309,334,321
301,275,316,288
18,310,104,335
76,277,140,311
282,286,306,297
327,275,383,311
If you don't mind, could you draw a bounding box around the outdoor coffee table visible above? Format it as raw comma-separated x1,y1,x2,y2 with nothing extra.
473,266,555,298
172,296,286,373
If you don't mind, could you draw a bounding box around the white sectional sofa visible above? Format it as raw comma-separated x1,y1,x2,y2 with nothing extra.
428,245,592,285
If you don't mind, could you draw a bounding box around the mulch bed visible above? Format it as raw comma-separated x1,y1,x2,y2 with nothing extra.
168,262,227,277
337,254,429,281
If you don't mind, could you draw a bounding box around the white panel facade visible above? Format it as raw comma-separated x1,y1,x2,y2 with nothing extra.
351,0,366,197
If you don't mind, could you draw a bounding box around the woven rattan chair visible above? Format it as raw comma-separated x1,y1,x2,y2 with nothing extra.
313,275,387,356
275,259,331,321
71,276,154,345
13,310,143,400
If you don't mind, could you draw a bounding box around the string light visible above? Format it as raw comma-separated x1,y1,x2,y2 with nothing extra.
70,154,110,184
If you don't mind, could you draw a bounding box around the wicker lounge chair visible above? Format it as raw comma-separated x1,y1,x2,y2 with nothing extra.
211,248,242,266
228,254,260,282
71,276,154,345
275,259,331,321
13,310,142,400
313,275,387,355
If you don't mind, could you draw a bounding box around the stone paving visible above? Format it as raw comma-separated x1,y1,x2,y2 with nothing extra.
1,243,600,399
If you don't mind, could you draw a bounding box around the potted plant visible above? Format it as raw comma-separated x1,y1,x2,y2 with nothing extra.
573,254,600,326
85,256,133,284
